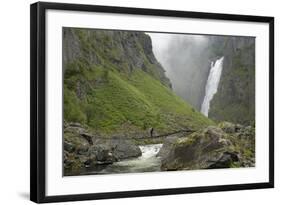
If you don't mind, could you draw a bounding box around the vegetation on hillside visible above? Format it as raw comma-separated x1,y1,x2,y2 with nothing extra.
63,28,255,175
63,28,213,137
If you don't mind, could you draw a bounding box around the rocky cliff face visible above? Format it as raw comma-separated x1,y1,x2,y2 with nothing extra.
208,37,255,125
63,28,212,137
63,28,171,87
152,34,255,125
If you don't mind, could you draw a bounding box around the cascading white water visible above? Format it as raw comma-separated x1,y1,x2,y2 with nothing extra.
105,144,163,173
201,56,224,117
86,144,163,174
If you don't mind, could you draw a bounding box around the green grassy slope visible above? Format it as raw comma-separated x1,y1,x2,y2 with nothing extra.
63,28,213,137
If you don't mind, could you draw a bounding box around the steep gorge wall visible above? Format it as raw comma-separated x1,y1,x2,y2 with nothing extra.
63,28,171,87
208,36,255,125
154,34,256,125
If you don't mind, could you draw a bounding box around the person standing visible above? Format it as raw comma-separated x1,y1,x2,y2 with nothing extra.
150,127,154,137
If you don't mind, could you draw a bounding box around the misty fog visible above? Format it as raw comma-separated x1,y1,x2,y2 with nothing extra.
148,33,212,110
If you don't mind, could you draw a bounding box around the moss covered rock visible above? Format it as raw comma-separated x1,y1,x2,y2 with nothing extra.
159,123,255,171
63,122,142,176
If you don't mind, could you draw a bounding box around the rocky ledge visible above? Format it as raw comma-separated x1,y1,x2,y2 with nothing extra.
159,122,255,171
64,122,141,175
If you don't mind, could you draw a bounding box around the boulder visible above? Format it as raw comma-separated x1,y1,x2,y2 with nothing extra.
157,137,177,159
160,124,255,171
63,122,142,175
76,145,89,155
88,145,116,164
218,121,242,134
160,126,238,171
207,151,239,169
64,141,75,153
109,139,142,160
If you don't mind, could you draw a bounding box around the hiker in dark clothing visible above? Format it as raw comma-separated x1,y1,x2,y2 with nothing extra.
150,128,154,137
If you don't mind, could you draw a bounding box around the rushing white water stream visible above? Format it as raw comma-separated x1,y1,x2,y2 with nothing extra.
85,144,163,174
201,57,224,117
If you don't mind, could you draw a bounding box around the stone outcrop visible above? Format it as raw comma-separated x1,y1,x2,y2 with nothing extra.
63,122,141,175
63,28,171,88
159,122,255,171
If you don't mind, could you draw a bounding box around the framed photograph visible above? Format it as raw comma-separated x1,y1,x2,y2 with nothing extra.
30,1,274,203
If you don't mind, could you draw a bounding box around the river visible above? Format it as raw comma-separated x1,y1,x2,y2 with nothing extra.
82,144,163,175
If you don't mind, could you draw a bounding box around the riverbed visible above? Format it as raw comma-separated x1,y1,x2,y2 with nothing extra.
83,144,163,175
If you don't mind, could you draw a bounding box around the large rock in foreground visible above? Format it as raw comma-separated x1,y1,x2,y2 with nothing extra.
160,123,255,171
63,122,142,175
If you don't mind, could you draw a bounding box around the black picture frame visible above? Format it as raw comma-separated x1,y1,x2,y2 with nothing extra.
30,1,274,203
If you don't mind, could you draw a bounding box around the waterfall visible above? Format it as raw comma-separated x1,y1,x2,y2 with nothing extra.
200,57,224,117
